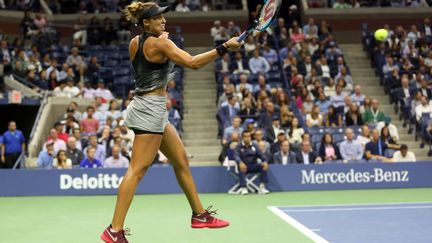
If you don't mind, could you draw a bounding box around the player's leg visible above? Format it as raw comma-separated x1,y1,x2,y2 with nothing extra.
110,134,163,230
159,124,230,228
159,124,204,214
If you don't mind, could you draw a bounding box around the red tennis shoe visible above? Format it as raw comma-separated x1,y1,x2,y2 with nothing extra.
191,206,230,229
100,225,130,243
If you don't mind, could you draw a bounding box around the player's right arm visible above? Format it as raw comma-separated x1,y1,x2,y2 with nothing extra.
157,37,242,70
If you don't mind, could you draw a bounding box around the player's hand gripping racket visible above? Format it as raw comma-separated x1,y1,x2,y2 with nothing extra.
237,0,282,43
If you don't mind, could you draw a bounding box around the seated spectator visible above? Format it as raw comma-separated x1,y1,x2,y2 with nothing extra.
324,78,336,97
223,116,243,145
363,99,385,125
339,128,364,161
210,20,228,46
337,77,353,94
218,132,240,163
270,130,287,154
262,44,278,65
66,137,83,167
326,105,342,127
119,120,134,150
104,145,129,168
239,97,256,117
252,129,270,155
45,128,66,154
297,55,313,77
249,50,270,74
80,106,99,134
232,53,250,75
166,99,181,131
330,85,345,109
295,140,321,164
53,80,69,97
106,99,122,120
234,131,270,195
53,120,69,142
66,47,85,75
376,116,399,142
272,140,297,164
345,103,363,126
415,96,432,121
94,79,114,101
288,117,304,145
315,91,331,112
265,115,284,143
303,17,318,39
381,126,400,157
258,101,276,128
350,85,365,106
83,135,106,162
73,17,87,45
53,149,72,169
356,125,371,148
392,144,416,162
289,21,305,43
302,94,314,114
215,53,230,75
318,133,341,162
334,67,353,85
244,36,256,55
253,74,271,95
364,129,391,162
37,141,55,169
417,79,432,99
86,56,101,82
82,80,96,99
226,21,241,37
80,147,103,168
72,128,84,150
306,105,323,127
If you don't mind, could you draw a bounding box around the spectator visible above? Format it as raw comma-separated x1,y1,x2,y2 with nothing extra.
363,99,386,125
262,44,278,65
236,74,253,93
37,141,55,169
329,85,346,112
175,0,191,12
95,79,114,100
64,77,81,98
265,115,283,143
53,149,72,169
325,105,342,127
415,95,432,121
234,131,270,195
53,120,69,142
295,140,321,164
82,80,96,99
381,126,400,157
83,134,106,162
223,116,243,145
80,147,103,168
417,79,432,99
210,20,228,46
66,136,83,167
324,78,336,97
218,132,240,163
102,17,117,44
315,91,331,112
45,128,67,154
80,106,99,134
87,16,102,45
106,99,122,120
318,133,341,162
345,103,363,126
117,15,130,44
350,85,365,106
66,47,85,74
244,36,256,55
306,105,323,127
252,129,271,155
104,145,129,168
119,120,134,150
232,52,250,75
167,99,181,131
376,116,399,142
272,140,297,164
364,129,390,162
53,80,69,97
258,101,276,128
1,121,25,169
253,75,271,95
226,21,241,38
73,17,87,45
392,144,416,162
303,18,318,39
333,0,352,9
356,125,371,148
288,117,304,145
249,50,270,74
339,128,364,161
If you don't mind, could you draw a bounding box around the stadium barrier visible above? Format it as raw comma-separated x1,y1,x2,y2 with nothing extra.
0,162,431,196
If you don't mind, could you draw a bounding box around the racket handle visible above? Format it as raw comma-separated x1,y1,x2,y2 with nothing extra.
237,31,249,43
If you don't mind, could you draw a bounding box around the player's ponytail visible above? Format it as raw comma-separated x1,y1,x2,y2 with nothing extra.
123,1,158,29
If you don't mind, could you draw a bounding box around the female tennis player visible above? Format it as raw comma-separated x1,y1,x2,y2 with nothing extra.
101,2,242,242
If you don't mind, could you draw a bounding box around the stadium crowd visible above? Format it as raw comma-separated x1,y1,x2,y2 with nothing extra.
308,0,432,8
214,15,419,172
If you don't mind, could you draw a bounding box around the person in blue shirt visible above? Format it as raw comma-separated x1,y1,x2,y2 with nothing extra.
1,121,26,169
364,129,391,162
234,131,270,195
80,146,103,168
37,141,55,169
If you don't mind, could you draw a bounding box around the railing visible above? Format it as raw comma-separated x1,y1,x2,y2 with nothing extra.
12,152,25,170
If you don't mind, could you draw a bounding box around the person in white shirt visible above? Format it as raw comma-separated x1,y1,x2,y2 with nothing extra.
236,74,253,93
210,20,228,44
376,117,400,142
356,125,371,148
104,145,129,168
175,0,190,12
392,144,416,162
53,80,69,97
249,50,270,74
350,85,365,106
64,77,81,98
415,96,432,121
82,81,96,99
44,129,67,155
94,79,114,101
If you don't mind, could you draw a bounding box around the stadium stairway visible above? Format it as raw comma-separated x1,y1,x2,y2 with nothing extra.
340,44,430,161
182,47,221,166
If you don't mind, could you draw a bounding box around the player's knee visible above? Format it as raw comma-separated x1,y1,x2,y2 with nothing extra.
172,153,189,171
129,164,151,180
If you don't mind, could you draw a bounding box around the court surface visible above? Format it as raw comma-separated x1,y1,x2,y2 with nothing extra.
1,188,431,243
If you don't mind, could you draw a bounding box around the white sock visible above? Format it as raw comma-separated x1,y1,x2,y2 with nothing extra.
110,227,119,233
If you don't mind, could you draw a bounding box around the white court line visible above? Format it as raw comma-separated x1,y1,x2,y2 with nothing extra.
283,205,432,213
274,202,432,208
268,206,330,243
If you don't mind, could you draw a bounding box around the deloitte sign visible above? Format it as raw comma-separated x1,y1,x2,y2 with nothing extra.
60,173,124,190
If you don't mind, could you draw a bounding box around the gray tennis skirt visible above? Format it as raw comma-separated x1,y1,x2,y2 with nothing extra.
124,95,168,134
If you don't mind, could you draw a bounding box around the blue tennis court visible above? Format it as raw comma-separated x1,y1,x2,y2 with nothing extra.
268,203,432,243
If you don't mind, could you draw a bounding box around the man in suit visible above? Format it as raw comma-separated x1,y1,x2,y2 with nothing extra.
217,95,239,136
265,115,283,143
231,51,250,75
272,140,297,164
295,140,322,164
417,79,432,100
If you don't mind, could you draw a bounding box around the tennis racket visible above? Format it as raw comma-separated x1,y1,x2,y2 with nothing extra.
237,0,282,43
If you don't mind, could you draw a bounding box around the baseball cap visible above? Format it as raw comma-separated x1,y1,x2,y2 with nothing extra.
139,5,170,21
